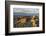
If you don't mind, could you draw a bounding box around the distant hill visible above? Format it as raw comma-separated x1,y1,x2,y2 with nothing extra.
13,12,39,16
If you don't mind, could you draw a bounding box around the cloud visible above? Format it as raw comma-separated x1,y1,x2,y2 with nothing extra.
13,8,39,13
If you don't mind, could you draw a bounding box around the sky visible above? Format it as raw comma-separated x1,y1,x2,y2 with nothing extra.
13,8,39,16
13,8,39,14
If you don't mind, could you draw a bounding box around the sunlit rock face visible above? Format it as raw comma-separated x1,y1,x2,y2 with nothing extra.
13,8,39,27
